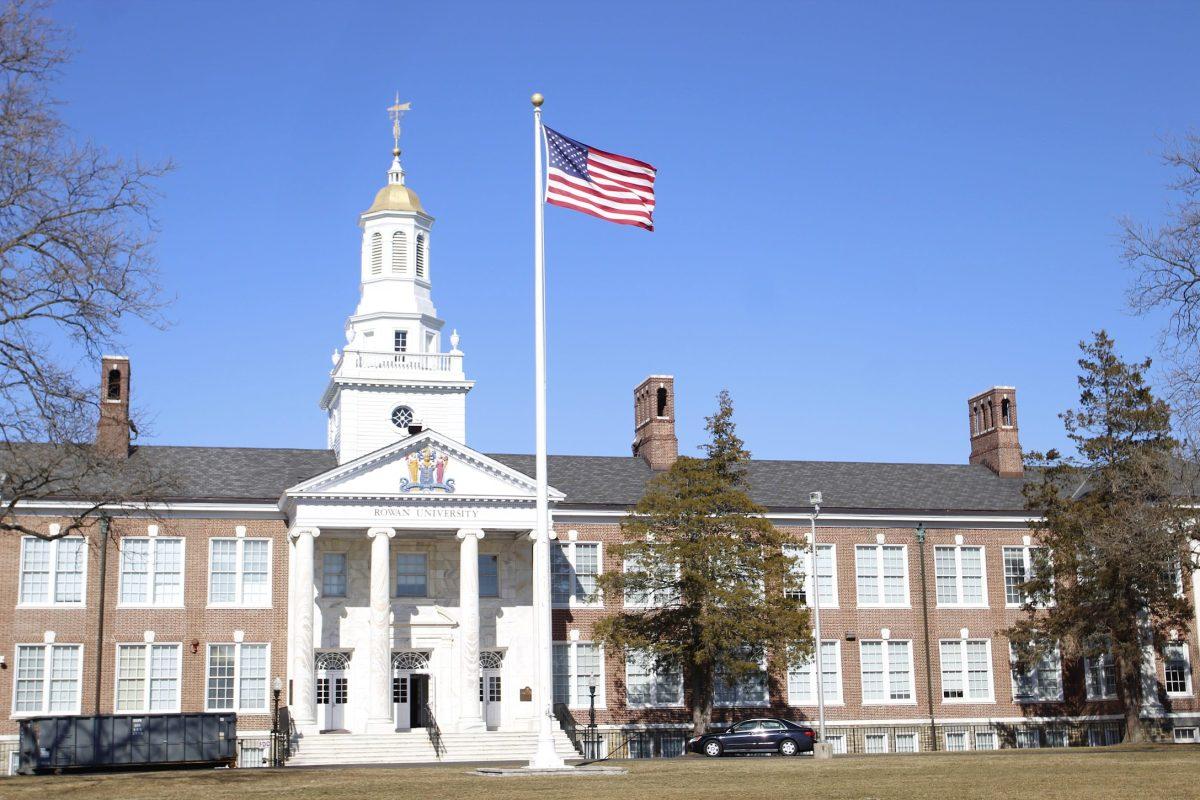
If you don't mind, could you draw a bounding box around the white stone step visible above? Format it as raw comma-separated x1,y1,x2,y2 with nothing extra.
287,729,580,766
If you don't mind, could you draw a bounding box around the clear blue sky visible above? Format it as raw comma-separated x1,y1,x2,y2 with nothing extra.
49,0,1199,463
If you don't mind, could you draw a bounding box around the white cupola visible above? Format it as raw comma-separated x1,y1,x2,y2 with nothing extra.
321,99,473,463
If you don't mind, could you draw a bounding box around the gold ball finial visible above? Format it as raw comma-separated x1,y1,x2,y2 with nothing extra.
531,92,544,108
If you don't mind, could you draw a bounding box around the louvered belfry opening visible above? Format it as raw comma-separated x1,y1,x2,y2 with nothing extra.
392,230,408,273
370,232,383,274
415,233,426,278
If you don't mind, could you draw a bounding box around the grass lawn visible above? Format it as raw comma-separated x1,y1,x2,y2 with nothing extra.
3,745,1197,800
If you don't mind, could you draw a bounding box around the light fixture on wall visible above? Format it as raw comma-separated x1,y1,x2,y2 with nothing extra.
191,640,200,655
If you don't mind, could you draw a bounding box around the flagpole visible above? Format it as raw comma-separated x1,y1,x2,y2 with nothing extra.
529,91,565,770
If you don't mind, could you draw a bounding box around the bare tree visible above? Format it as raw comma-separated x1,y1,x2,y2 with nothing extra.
0,0,176,539
1122,132,1200,445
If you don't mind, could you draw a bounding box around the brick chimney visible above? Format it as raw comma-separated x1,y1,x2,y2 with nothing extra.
968,386,1022,478
96,355,131,459
632,375,678,471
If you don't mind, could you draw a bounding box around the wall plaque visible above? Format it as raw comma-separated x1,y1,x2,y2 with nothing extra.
519,686,532,702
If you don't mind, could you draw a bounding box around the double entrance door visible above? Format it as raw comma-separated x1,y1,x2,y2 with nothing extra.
479,651,504,729
316,652,350,733
392,651,432,731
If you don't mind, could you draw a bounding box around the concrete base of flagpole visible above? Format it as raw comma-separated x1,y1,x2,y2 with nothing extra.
813,742,834,760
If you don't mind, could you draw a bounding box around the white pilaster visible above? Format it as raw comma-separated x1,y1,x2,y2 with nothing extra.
289,526,320,729
365,527,397,733
457,528,486,731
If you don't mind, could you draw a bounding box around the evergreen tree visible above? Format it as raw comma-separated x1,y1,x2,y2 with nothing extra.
1013,331,1195,742
594,391,811,737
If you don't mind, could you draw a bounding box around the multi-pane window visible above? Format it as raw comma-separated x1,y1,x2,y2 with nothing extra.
479,554,499,598
940,640,993,702
119,537,184,606
934,545,986,606
864,733,888,754
783,544,837,607
944,731,969,751
322,552,347,597
393,330,408,353
552,642,603,708
208,538,270,606
895,732,919,753
19,536,86,605
13,644,82,715
622,554,678,607
855,545,908,606
551,542,600,606
1016,729,1040,748
625,650,683,707
715,655,769,707
1045,729,1068,748
1009,643,1063,702
860,640,914,703
1003,546,1047,606
115,644,181,712
206,643,269,712
395,553,428,597
1084,647,1118,700
787,640,842,705
974,731,998,750
1165,643,1193,696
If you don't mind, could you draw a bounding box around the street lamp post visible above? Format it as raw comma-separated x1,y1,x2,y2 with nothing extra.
808,491,830,758
271,676,283,767
587,672,598,759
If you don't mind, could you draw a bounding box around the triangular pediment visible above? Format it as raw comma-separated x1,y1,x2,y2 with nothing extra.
284,429,561,502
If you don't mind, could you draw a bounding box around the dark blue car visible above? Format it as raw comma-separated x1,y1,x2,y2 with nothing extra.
688,718,816,757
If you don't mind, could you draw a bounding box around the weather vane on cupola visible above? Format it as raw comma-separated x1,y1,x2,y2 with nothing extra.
386,92,412,184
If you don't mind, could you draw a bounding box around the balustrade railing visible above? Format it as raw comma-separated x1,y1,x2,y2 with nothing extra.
334,349,464,376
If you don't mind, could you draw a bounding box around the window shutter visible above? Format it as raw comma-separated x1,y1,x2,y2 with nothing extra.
415,233,426,278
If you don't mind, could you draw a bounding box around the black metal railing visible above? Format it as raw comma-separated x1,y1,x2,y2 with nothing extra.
422,704,445,757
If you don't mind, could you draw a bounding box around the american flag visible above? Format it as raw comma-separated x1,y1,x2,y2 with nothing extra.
544,126,656,231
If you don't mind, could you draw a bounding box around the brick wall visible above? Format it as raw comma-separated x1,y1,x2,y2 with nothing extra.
0,514,290,738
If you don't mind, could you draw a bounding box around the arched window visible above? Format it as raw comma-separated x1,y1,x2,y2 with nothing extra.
370,232,383,275
656,386,668,417
392,651,430,671
986,400,994,429
106,368,122,400
392,230,408,274
415,233,426,278
315,652,350,671
480,651,504,670
970,404,978,435
1001,398,1012,426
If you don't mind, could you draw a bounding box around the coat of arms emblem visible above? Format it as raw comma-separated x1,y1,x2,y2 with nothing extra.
400,446,455,493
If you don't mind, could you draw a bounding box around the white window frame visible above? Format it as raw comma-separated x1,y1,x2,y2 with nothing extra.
933,545,988,607
714,654,770,708
321,551,348,598
552,641,606,710
859,639,916,705
113,642,183,714
1003,545,1049,608
394,550,429,598
944,730,970,751
551,541,603,608
204,642,270,713
622,553,679,608
864,732,889,754
1009,642,1063,703
479,553,500,599
939,639,995,703
974,730,999,750
787,639,843,706
17,535,88,608
854,544,910,607
11,643,84,717
1084,649,1118,700
118,537,185,608
1173,726,1198,743
895,732,920,753
784,543,838,608
624,649,683,708
1164,642,1193,697
207,537,272,608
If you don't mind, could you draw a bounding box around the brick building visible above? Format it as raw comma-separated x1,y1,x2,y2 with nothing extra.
1,132,1198,770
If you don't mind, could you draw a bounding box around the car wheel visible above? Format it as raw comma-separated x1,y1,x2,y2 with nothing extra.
703,740,723,757
779,739,798,756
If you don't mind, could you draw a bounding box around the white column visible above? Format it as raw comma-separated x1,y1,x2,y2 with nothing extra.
365,527,396,733
458,528,486,731
289,526,320,728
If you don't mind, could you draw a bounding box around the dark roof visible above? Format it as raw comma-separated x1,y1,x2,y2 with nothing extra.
7,444,1026,512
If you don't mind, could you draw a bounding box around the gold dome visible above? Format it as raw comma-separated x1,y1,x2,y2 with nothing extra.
365,183,425,214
